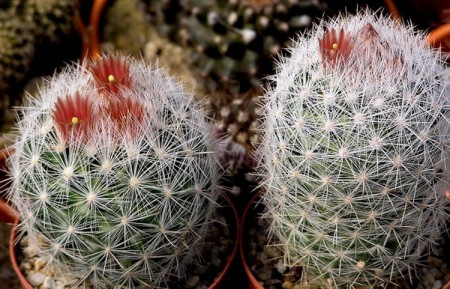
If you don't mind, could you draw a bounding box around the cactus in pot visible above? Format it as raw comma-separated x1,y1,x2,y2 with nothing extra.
8,54,221,288
258,11,450,288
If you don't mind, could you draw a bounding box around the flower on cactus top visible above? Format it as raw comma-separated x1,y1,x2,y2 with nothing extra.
319,28,352,65
107,96,145,136
91,55,131,97
10,52,220,289
259,11,450,289
52,93,94,142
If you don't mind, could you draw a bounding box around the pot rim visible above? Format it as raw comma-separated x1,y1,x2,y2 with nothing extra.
0,198,18,224
239,191,264,289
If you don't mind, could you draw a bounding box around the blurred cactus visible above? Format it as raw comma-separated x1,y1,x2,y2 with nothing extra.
101,0,150,54
148,0,327,93
9,54,220,288
26,0,76,43
0,0,76,132
0,8,34,91
209,89,261,150
259,11,450,288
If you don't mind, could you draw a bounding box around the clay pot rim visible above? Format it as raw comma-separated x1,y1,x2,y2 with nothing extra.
239,191,264,289
0,198,18,225
9,192,239,289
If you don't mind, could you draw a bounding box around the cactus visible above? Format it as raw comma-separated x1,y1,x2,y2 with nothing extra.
26,0,76,44
259,11,450,288
0,0,75,88
148,0,327,93
0,0,76,133
0,8,35,91
210,88,261,150
8,54,220,288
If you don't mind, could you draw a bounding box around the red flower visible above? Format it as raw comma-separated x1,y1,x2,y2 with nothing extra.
52,93,94,142
91,55,131,97
319,28,352,65
107,97,145,137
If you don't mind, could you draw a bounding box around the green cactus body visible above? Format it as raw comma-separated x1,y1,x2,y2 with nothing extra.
259,12,450,288
148,0,327,93
9,55,220,288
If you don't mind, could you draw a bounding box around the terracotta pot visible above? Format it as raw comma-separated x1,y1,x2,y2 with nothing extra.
0,147,13,201
240,192,450,289
10,218,31,289
208,193,240,289
0,198,18,224
9,193,239,289
240,192,263,289
411,0,450,28
384,0,450,51
74,0,108,60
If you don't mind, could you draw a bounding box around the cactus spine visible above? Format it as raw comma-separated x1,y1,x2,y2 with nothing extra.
9,54,220,288
259,11,450,288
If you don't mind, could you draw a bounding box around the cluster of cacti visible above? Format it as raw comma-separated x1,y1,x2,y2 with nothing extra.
147,0,327,93
8,54,220,288
258,11,450,288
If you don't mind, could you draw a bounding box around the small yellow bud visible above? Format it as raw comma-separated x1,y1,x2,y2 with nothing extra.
332,43,338,50
108,74,115,82
71,117,79,124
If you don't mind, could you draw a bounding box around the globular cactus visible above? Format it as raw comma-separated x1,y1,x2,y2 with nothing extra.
148,0,327,93
259,11,450,288
9,54,220,288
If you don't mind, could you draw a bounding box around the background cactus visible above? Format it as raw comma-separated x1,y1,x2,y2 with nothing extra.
147,0,327,93
0,0,77,133
8,54,220,288
259,11,450,288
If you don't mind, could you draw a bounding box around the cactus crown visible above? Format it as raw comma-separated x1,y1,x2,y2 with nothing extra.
259,11,450,288
9,54,220,288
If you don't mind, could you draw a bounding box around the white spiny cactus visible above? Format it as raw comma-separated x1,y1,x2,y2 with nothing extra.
8,54,220,288
259,11,450,288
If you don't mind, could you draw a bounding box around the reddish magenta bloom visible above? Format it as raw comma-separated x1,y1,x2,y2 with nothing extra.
319,28,352,65
107,97,145,137
91,56,131,97
358,23,379,42
52,93,94,142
